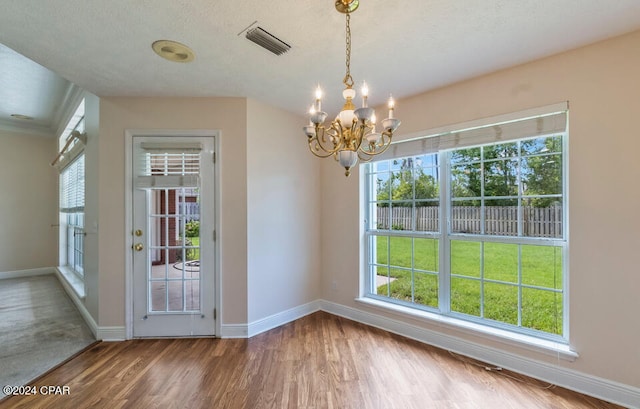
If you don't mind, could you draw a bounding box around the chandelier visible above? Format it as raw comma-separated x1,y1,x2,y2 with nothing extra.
303,0,401,176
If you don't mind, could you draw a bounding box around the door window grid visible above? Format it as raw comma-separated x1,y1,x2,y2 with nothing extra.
147,186,201,313
364,134,566,340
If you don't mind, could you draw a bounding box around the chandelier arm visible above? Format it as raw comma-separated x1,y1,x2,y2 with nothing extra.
361,133,394,157
314,123,327,144
308,126,346,157
377,130,393,149
357,150,374,162
308,142,338,158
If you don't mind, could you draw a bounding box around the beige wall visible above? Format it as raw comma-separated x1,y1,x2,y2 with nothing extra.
97,97,249,327
246,99,321,323
94,96,321,330
320,29,640,387
83,92,100,318
0,131,57,271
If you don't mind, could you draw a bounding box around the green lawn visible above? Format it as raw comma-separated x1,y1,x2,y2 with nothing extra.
374,237,563,335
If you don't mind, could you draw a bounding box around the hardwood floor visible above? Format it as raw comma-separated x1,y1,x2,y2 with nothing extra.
0,312,623,409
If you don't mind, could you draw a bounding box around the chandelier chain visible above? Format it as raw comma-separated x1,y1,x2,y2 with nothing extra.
343,13,354,88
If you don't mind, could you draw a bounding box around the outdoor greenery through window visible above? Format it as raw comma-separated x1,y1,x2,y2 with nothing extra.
364,112,567,341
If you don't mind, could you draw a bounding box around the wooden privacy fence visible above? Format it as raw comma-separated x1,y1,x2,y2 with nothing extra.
376,206,562,238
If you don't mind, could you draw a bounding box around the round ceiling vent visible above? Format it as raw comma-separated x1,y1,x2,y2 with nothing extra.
151,40,195,63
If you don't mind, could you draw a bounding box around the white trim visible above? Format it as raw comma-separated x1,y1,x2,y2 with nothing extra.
124,128,222,340
219,301,323,339
55,268,126,341
53,84,85,137
247,300,322,337
0,267,54,280
54,268,97,338
319,300,640,409
96,327,126,342
56,266,85,299
219,324,249,339
354,296,575,360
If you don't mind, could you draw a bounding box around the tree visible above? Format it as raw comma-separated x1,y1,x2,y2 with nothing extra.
449,138,562,207
376,159,438,206
521,137,562,207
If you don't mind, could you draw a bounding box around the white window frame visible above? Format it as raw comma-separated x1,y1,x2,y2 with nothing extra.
59,154,85,277
361,103,569,345
57,99,86,281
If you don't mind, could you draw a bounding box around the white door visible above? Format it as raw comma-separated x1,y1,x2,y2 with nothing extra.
132,136,215,337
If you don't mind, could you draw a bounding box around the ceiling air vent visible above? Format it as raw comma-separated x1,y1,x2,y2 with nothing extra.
245,27,291,56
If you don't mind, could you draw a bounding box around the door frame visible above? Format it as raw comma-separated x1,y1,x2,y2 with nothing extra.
124,129,221,339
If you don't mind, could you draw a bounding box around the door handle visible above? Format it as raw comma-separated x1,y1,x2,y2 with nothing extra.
133,243,144,252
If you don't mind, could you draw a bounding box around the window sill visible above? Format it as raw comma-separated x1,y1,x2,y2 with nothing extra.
55,266,85,300
355,297,578,362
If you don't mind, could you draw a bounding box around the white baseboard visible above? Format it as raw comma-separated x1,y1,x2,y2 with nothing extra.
0,267,54,280
55,269,126,341
247,300,322,337
96,327,126,341
319,300,640,409
219,300,322,339
219,324,248,339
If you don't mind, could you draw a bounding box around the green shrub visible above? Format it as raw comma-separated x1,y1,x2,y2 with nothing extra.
185,220,200,237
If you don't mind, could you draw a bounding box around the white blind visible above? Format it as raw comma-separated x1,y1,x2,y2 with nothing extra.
136,143,202,188
60,154,85,213
377,102,568,161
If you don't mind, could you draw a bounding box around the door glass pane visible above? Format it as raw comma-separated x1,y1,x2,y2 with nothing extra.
148,187,201,313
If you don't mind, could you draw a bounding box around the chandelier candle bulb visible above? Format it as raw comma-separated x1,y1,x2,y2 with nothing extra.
361,82,369,107
315,86,323,111
308,106,315,126
388,96,395,119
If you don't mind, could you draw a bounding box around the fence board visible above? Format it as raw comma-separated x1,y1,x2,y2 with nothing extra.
376,206,562,238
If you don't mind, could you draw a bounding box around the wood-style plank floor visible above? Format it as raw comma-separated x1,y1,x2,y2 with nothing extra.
0,312,623,409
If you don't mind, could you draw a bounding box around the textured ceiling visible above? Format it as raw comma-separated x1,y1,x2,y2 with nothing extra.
1,0,640,136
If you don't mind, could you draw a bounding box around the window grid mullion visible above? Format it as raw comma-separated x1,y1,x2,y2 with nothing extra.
440,151,450,314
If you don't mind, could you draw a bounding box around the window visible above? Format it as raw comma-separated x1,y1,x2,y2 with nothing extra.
363,105,567,341
60,155,85,276
58,99,85,278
